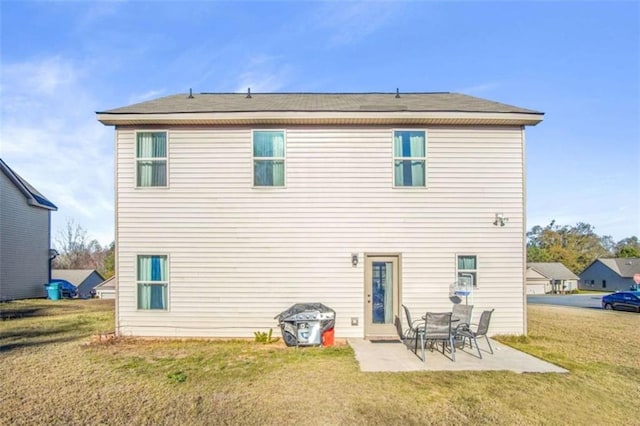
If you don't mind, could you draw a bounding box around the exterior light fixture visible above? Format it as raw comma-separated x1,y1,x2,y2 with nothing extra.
493,213,508,227
351,253,359,266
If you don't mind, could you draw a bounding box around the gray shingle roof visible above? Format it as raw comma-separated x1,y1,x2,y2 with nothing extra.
53,269,105,286
98,92,542,115
596,258,640,278
95,276,116,290
0,158,57,210
527,263,579,280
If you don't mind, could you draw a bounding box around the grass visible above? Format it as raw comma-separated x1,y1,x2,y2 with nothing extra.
1,300,639,425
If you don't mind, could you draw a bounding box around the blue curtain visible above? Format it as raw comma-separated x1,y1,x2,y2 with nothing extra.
394,131,425,186
137,255,167,309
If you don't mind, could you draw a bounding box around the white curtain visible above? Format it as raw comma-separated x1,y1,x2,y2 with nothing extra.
394,132,425,186
383,262,394,324
137,133,167,187
254,131,284,186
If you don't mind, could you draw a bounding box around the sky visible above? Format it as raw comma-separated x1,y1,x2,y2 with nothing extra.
1,0,639,246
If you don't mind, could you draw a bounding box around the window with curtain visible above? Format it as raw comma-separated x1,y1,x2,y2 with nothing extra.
393,130,426,187
136,132,167,187
137,255,168,310
253,130,285,187
457,255,478,287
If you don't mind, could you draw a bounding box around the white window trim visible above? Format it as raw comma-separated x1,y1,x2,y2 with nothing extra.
251,129,287,188
392,129,428,189
136,253,170,311
456,254,479,288
134,130,169,189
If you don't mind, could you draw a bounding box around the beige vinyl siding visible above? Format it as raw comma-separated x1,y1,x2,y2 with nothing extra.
0,172,50,300
115,126,525,337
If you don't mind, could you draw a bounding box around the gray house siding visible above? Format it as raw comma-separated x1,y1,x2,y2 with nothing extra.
579,261,635,292
0,171,51,300
77,272,105,298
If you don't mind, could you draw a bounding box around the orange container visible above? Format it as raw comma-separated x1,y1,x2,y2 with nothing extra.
322,328,335,346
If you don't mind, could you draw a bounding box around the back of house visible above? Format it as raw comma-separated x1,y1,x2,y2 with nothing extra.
97,91,543,339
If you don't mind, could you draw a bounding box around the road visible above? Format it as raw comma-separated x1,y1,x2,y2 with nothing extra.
526,294,605,309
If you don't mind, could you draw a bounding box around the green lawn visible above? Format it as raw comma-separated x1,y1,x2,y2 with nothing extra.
1,299,639,425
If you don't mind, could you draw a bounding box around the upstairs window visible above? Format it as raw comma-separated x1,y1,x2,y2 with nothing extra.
137,255,168,310
136,132,167,187
253,130,285,187
393,130,426,187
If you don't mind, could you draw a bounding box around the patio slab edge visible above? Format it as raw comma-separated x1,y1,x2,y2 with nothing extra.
348,338,568,374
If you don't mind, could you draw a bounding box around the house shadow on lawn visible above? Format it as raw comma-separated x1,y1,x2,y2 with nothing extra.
0,336,83,353
0,315,99,353
0,307,43,320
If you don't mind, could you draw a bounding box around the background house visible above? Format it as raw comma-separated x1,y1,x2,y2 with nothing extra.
0,159,57,301
579,258,640,292
52,269,105,299
97,92,543,339
94,276,116,299
526,263,579,294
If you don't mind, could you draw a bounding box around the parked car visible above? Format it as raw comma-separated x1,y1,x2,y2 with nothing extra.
602,291,640,312
46,280,78,298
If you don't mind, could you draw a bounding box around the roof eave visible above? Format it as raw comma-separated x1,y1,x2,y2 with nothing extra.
97,111,544,127
27,198,58,211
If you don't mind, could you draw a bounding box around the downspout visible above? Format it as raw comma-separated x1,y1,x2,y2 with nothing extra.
521,126,528,335
48,212,59,283
114,128,120,336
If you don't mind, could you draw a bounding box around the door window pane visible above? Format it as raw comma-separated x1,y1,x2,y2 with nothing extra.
372,261,394,324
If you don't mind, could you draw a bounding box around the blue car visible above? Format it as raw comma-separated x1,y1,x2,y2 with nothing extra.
602,291,640,313
45,280,78,298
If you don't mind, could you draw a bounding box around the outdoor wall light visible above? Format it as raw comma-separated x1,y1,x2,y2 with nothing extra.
494,213,509,227
351,253,359,266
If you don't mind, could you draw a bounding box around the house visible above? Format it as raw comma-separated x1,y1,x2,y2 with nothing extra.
0,158,57,300
526,263,579,294
94,276,116,299
96,91,543,339
52,269,106,299
579,258,640,292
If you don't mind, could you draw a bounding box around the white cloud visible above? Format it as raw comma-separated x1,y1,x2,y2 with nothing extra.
234,55,291,93
0,56,114,246
312,1,404,46
456,82,501,95
127,89,166,105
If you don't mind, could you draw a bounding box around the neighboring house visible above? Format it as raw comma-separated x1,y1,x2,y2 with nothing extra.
0,159,57,301
97,91,543,339
52,269,106,299
526,263,579,294
95,276,116,299
579,258,640,292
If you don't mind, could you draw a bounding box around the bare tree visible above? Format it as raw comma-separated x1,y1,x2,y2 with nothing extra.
53,219,114,277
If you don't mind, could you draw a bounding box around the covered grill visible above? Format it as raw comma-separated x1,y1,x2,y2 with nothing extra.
275,303,336,347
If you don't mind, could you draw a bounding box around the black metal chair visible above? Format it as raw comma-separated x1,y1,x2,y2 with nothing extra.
455,309,495,359
422,312,456,362
452,304,473,325
451,304,474,348
401,304,424,355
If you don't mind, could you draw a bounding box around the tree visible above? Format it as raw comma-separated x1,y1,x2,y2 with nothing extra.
526,221,636,274
53,219,115,278
615,237,640,258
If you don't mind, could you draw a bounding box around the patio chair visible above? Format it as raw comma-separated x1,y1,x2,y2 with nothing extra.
455,309,495,359
451,304,474,327
422,312,456,362
401,304,424,354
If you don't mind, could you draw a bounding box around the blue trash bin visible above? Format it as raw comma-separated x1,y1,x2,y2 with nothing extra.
46,282,61,301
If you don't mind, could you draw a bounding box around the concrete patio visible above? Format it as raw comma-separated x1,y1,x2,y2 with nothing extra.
348,338,568,373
